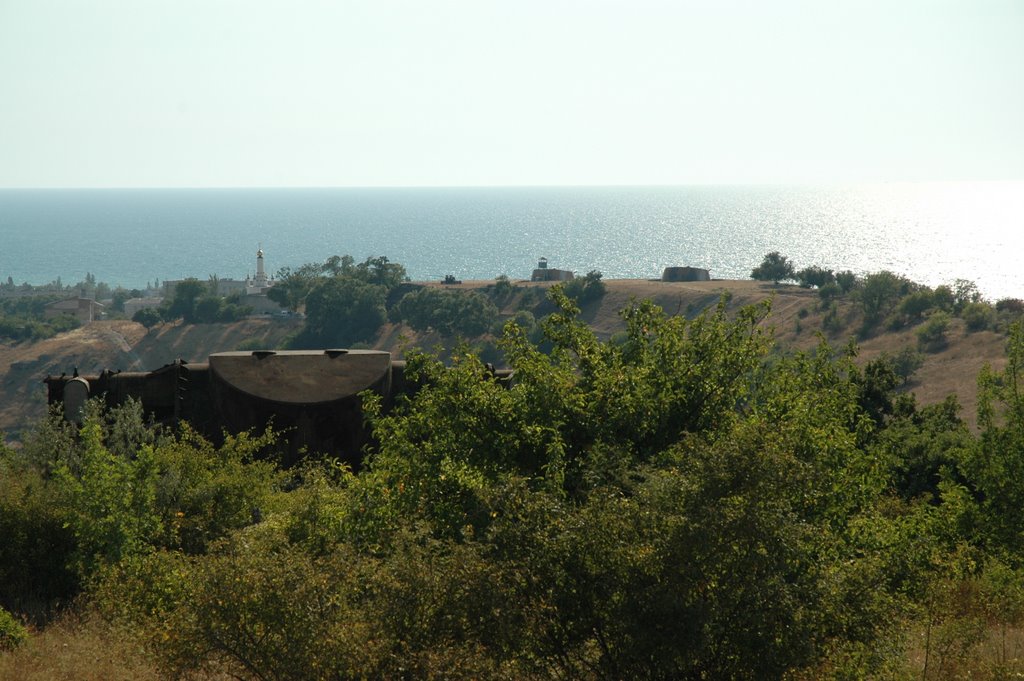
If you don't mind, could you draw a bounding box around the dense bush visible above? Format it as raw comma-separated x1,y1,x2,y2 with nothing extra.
291,276,387,348
0,606,27,652
751,251,795,283
917,311,952,352
560,269,607,305
796,265,835,288
394,287,499,337
131,306,162,328
859,270,915,329
962,301,995,332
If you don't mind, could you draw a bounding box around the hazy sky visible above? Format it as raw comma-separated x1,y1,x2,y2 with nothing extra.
1,0,1022,188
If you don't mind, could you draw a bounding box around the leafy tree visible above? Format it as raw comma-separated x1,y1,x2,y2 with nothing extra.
961,302,995,332
193,295,224,324
917,311,952,352
952,279,982,312
996,298,1024,315
859,271,913,328
395,287,499,337
751,251,795,284
354,255,407,290
296,276,387,347
898,290,935,321
835,270,858,293
268,263,326,311
162,278,206,323
796,265,835,289
132,307,163,329
561,269,607,305
932,284,955,312
489,274,516,301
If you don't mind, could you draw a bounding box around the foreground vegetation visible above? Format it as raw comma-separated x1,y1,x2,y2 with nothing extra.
4,282,1024,678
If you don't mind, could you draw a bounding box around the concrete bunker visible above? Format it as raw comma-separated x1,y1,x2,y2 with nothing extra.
45,349,511,468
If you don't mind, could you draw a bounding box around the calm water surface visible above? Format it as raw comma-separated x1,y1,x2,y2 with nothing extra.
0,183,1021,298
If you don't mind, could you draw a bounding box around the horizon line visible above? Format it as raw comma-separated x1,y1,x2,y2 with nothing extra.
2,178,1023,191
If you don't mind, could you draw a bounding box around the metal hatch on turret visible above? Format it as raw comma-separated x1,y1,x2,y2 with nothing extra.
208,349,391,405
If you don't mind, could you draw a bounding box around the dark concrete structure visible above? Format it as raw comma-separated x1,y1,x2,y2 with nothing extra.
661,266,711,282
45,349,511,468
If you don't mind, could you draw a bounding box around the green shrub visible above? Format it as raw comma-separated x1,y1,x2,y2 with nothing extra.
751,252,795,284
961,301,995,332
561,269,607,305
796,265,835,289
835,270,858,293
0,606,27,652
818,281,841,303
488,274,516,301
917,312,951,352
996,298,1024,315
131,307,162,328
891,346,925,381
898,290,934,320
395,287,499,337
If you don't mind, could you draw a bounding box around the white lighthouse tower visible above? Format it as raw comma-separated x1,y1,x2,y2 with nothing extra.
247,244,271,293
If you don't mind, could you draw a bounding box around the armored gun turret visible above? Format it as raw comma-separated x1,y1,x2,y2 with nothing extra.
44,349,511,468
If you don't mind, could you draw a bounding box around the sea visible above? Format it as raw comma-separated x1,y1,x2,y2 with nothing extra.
0,182,1022,300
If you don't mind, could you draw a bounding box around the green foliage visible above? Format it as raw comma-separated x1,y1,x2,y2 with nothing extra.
952,279,982,312
161,278,205,322
488,273,516,301
560,269,607,305
54,421,162,578
821,300,843,333
818,281,841,303
17,279,1024,677
962,301,995,332
889,345,926,381
898,289,936,321
996,298,1024,315
751,251,795,283
0,293,81,341
859,271,914,328
268,262,325,311
294,276,387,348
0,606,27,652
971,323,1024,555
131,306,162,328
796,265,835,288
835,269,858,293
0,450,77,615
151,424,281,554
917,312,952,352
354,255,408,290
395,287,499,337
270,255,406,313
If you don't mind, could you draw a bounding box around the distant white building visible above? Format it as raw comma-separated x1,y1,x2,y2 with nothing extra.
123,297,163,318
44,298,105,323
245,245,275,294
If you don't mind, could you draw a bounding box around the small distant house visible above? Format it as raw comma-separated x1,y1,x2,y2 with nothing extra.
661,266,711,282
531,257,575,282
44,297,105,323
123,297,163,318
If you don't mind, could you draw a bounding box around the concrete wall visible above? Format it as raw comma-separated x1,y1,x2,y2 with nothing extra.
662,266,711,282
